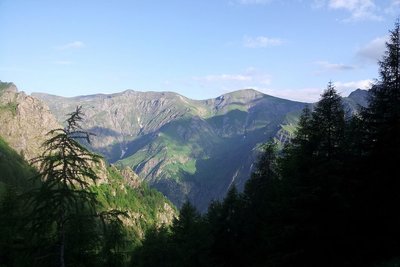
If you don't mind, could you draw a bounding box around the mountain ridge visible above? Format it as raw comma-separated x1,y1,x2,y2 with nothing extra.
32,88,306,210
0,81,178,237
32,86,368,210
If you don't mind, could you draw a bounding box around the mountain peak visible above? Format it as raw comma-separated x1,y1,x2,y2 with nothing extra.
219,88,264,98
347,88,369,107
348,88,368,97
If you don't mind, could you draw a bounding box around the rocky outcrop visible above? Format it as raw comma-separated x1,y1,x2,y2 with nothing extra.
0,82,60,161
119,166,142,189
0,81,178,232
34,86,369,211
34,88,307,210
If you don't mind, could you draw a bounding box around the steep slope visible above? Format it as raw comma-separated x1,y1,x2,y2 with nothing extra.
0,136,36,193
0,82,60,161
35,88,307,210
33,90,211,160
346,88,369,109
0,82,177,236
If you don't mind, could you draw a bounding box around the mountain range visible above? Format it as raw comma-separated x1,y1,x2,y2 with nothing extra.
0,82,177,238
32,87,368,211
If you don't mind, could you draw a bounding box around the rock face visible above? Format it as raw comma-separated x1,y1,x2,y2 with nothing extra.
34,87,369,211
0,81,177,232
347,88,369,108
34,88,307,210
0,82,60,161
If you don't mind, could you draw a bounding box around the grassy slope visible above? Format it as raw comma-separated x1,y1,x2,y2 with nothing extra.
34,89,310,209
93,166,177,240
0,136,36,191
0,82,17,115
0,134,176,240
117,96,300,209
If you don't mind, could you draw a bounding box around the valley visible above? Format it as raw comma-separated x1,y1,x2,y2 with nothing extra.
33,86,367,210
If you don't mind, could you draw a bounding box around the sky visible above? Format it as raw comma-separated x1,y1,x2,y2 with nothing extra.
0,0,399,102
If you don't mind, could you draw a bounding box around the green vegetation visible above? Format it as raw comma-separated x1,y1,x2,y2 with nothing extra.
131,21,400,267
0,136,36,190
26,106,117,267
0,101,18,116
94,166,176,231
2,18,399,267
34,81,307,210
0,107,176,267
0,82,18,115
0,81,14,93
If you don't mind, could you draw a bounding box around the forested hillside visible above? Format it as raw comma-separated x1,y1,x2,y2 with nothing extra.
35,85,367,210
0,87,177,266
130,22,400,267
34,89,307,210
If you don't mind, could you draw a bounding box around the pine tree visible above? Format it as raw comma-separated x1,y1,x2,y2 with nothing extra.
209,186,245,267
263,83,349,266
240,142,285,266
356,20,400,263
170,201,210,267
363,21,400,155
310,81,346,160
131,226,174,267
293,105,313,147
244,142,278,200
27,106,102,267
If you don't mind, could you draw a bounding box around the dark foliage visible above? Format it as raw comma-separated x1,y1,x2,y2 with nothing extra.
132,20,400,267
2,19,400,267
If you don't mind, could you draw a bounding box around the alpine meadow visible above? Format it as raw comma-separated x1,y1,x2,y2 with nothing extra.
1,1,400,266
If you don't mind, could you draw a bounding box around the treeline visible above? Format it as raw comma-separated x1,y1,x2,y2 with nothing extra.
131,22,400,267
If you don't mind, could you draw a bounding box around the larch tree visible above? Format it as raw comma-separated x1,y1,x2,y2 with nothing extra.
28,106,102,267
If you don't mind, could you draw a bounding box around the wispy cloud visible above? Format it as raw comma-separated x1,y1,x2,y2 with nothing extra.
314,0,382,21
193,68,272,91
56,41,85,50
356,35,388,63
315,61,356,72
334,79,373,95
262,79,372,102
243,36,284,48
260,87,323,102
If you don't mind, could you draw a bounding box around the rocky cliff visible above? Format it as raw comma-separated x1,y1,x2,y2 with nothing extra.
0,81,177,233
34,88,307,210
33,86,369,211
0,82,60,161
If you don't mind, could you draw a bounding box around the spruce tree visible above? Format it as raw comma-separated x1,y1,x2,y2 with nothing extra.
310,81,346,160
209,186,244,267
357,20,400,263
363,21,400,155
171,201,210,267
267,83,348,266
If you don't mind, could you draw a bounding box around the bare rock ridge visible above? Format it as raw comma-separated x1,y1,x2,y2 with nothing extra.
33,88,307,210
0,81,177,232
0,82,60,161
33,87,368,211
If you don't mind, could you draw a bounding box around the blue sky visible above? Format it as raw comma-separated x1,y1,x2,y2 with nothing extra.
1,0,399,102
